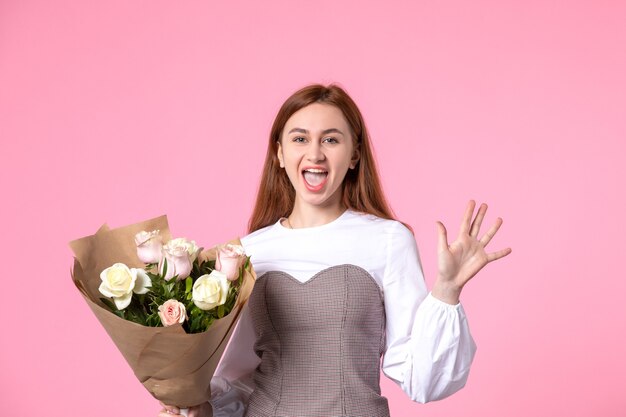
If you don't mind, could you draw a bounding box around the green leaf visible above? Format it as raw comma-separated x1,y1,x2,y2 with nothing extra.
99,297,117,312
185,277,193,294
161,258,168,278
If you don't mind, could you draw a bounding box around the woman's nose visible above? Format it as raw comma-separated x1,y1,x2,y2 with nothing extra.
306,141,325,162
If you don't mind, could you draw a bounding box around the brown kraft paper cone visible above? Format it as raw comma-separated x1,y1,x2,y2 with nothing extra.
69,215,256,411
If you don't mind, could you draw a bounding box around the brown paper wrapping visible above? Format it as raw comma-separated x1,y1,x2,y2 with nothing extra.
69,215,256,410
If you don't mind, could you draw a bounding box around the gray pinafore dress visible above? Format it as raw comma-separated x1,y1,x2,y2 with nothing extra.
244,264,390,417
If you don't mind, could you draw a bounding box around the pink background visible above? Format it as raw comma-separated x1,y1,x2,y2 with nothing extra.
1,1,625,416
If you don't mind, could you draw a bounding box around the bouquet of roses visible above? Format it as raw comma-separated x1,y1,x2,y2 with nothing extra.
99,230,248,333
69,215,255,415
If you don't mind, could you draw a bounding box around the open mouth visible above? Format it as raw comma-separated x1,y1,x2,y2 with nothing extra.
302,168,328,191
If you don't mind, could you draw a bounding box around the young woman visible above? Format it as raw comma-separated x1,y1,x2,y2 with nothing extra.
159,83,511,417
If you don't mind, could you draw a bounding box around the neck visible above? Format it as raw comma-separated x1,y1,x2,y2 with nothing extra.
287,199,347,229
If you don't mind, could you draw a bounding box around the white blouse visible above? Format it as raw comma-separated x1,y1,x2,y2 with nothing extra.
211,209,477,413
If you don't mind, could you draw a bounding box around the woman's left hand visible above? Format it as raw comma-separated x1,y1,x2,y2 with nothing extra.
431,200,512,305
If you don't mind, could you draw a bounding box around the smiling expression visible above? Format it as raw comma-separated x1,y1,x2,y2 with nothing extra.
277,103,360,210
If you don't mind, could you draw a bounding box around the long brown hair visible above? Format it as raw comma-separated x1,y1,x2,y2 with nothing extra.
248,83,410,233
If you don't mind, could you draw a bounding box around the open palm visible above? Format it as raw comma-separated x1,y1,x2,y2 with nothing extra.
432,200,511,303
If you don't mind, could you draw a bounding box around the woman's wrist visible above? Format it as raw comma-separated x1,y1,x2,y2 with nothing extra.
431,279,462,305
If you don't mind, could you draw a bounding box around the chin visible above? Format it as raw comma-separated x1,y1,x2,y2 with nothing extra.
299,189,341,208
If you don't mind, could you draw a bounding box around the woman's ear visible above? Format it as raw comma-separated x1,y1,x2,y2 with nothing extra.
350,145,360,169
276,141,284,168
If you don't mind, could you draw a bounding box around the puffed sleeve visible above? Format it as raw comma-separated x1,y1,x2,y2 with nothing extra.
381,221,477,403
210,302,260,416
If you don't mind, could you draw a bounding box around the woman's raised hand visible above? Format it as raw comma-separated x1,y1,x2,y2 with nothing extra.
431,200,512,305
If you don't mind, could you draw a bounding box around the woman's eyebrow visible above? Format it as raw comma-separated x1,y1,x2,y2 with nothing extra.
288,127,344,135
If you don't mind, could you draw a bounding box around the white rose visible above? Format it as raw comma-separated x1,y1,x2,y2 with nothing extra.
159,237,200,281
192,270,230,310
134,230,163,264
99,263,152,310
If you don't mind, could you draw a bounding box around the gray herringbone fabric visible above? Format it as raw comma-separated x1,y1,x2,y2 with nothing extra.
245,264,390,417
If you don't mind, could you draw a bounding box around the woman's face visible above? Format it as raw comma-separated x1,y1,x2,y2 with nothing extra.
277,102,359,210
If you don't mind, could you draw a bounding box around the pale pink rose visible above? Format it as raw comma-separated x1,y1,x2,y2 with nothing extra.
134,230,163,264
158,299,187,326
159,238,198,281
215,244,246,281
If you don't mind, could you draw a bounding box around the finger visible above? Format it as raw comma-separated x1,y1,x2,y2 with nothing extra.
459,199,476,235
189,407,206,417
159,402,178,412
470,203,488,238
486,247,512,262
479,217,503,246
436,221,449,253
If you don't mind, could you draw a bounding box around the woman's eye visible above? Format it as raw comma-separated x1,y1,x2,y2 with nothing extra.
323,137,338,144
293,136,306,143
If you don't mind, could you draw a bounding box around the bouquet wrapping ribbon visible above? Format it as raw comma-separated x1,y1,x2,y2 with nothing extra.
69,215,255,410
